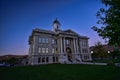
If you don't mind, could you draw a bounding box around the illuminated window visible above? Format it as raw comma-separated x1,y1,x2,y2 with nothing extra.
52,48,55,53
42,48,45,53
38,48,41,53
46,48,48,53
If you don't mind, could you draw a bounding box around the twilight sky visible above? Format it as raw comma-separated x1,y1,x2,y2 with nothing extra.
0,0,105,55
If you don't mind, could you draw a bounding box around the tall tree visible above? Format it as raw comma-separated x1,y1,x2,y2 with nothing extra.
91,41,108,59
92,0,120,46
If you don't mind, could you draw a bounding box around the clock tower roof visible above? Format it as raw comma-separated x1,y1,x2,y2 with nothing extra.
52,18,61,32
52,18,61,25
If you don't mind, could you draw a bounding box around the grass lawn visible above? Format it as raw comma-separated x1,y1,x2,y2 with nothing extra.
0,64,120,80
90,58,120,63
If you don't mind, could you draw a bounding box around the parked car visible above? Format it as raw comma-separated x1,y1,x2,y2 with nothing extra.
0,62,11,67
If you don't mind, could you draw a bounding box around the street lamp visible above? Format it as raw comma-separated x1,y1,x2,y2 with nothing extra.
108,50,110,53
91,51,93,54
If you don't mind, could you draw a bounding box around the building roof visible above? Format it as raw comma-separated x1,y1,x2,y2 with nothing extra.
28,28,89,44
34,28,88,37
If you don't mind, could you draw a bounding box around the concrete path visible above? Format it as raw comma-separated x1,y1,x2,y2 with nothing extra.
80,62,107,65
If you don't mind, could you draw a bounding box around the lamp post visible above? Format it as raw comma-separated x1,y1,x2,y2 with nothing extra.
91,51,93,54
108,50,110,54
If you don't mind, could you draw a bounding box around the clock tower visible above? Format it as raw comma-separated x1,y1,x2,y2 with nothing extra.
52,18,61,32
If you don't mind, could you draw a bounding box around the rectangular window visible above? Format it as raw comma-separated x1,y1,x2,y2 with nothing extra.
45,38,48,43
42,48,45,53
83,41,85,47
56,57,58,62
38,57,41,63
38,48,41,53
82,49,86,53
56,48,58,53
46,48,48,53
52,39,55,44
42,57,45,62
66,40,69,45
86,49,87,53
82,41,84,46
53,56,55,62
84,41,87,47
55,39,57,44
42,38,45,43
52,48,55,53
46,57,49,62
86,42,88,47
38,37,42,43
84,55,86,59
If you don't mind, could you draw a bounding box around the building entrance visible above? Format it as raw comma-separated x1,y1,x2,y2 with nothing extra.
66,47,72,62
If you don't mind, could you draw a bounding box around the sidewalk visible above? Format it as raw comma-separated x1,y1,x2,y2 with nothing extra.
80,62,107,65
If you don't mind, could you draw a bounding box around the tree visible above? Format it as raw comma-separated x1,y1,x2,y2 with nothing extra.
92,41,108,59
92,0,120,46
3,57,19,64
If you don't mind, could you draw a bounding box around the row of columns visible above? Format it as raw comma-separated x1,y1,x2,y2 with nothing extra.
73,38,79,53
60,37,79,54
60,37,66,54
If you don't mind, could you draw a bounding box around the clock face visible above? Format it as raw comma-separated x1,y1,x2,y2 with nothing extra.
54,24,59,29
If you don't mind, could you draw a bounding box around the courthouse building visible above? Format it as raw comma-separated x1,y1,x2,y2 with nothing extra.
28,19,92,65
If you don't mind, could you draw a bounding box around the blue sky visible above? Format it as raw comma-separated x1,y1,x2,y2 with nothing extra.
0,0,105,55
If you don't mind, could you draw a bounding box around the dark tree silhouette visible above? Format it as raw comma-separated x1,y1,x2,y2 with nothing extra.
92,0,120,46
92,41,108,59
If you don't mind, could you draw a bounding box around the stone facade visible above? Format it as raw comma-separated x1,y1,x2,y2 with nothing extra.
28,19,92,65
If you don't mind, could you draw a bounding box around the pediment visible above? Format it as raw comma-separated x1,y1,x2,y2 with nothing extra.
62,29,80,36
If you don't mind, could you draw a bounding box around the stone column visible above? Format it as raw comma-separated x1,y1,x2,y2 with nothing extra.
76,39,79,53
57,38,60,53
80,40,83,53
60,37,63,54
73,38,76,53
87,41,90,54
57,38,60,62
49,55,53,63
33,36,38,55
63,37,66,53
33,36,36,54
88,41,92,61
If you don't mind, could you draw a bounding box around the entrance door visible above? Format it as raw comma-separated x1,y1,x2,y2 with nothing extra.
66,47,72,62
